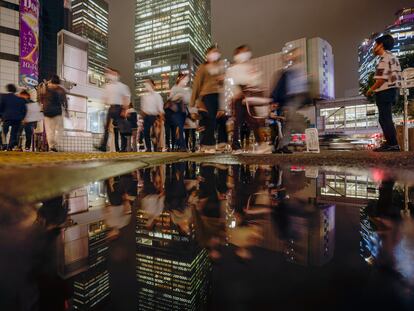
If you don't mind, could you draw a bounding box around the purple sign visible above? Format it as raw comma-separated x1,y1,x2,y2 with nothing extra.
19,0,40,87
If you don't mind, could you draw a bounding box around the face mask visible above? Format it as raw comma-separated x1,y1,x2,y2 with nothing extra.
207,52,221,63
178,77,189,87
106,73,119,82
234,51,252,64
144,82,153,92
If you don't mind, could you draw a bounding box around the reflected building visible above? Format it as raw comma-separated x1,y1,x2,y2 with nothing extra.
136,207,210,310
57,182,111,310
134,0,212,103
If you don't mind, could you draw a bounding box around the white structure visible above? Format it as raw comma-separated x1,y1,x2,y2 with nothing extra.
56,30,106,152
251,37,335,101
0,0,20,91
250,53,283,96
284,37,335,100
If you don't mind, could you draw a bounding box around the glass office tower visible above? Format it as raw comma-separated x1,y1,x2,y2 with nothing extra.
134,0,212,102
71,0,109,86
358,7,414,88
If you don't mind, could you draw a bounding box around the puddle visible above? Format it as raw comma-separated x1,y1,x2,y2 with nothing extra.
1,162,413,310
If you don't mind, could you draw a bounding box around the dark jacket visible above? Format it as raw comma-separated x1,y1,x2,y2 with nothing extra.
43,86,68,118
0,93,27,121
271,70,289,108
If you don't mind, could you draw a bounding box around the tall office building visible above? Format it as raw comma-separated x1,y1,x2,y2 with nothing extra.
0,0,21,90
0,0,69,90
359,7,414,88
134,0,212,102
71,0,109,86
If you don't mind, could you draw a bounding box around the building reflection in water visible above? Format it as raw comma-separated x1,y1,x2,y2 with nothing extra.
1,162,414,310
136,164,211,310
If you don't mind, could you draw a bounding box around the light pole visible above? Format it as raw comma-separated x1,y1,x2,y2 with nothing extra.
402,68,414,152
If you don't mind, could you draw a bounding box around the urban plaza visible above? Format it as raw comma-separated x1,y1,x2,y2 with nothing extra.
0,0,414,310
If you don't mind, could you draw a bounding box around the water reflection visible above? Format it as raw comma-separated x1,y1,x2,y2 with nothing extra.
0,163,413,310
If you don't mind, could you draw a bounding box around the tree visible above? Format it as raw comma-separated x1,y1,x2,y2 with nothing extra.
360,53,414,115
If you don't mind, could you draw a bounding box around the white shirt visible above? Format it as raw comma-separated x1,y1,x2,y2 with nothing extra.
140,91,164,116
226,62,263,97
103,80,131,106
25,101,44,122
374,51,402,93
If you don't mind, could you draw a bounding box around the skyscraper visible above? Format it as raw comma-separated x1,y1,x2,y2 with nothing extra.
134,0,212,102
358,7,414,88
71,0,109,86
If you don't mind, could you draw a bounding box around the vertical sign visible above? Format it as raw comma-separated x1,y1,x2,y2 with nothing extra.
19,0,40,87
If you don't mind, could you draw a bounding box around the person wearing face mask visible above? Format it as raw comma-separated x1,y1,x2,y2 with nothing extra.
226,45,269,154
96,68,131,152
191,46,226,153
366,35,402,152
168,73,192,152
140,79,164,152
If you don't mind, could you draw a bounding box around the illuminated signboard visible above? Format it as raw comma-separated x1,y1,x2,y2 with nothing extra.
19,0,40,87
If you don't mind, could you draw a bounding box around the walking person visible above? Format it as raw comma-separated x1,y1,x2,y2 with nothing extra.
226,45,270,154
97,68,131,152
126,103,139,152
272,47,309,154
366,35,402,152
19,90,43,151
0,84,27,151
42,75,68,152
140,79,164,152
169,73,191,152
191,46,226,153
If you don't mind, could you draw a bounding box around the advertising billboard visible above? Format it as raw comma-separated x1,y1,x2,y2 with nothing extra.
19,0,40,87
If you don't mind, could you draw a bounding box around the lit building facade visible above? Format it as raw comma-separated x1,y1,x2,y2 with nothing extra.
316,96,380,136
71,0,109,87
251,37,335,100
359,7,414,88
0,0,20,91
136,204,211,310
134,0,212,103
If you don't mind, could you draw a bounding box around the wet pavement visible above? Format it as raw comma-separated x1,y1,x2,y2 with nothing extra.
0,162,414,310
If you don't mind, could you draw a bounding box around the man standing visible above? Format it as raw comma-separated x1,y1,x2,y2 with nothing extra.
97,68,131,152
43,75,68,152
366,34,402,152
0,84,27,151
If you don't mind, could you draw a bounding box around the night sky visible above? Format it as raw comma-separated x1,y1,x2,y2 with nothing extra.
107,0,413,99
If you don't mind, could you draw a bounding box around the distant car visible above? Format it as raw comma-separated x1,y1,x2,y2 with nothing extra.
319,134,380,150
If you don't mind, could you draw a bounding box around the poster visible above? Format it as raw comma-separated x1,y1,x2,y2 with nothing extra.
19,0,40,87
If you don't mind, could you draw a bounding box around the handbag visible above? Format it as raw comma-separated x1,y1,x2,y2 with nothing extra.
118,118,132,135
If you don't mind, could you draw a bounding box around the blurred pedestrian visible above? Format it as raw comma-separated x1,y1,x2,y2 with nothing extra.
366,35,402,152
168,73,191,152
43,75,68,152
272,47,309,154
97,68,131,152
226,45,270,154
19,90,43,151
126,103,139,152
140,79,164,152
0,84,27,151
191,46,226,153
